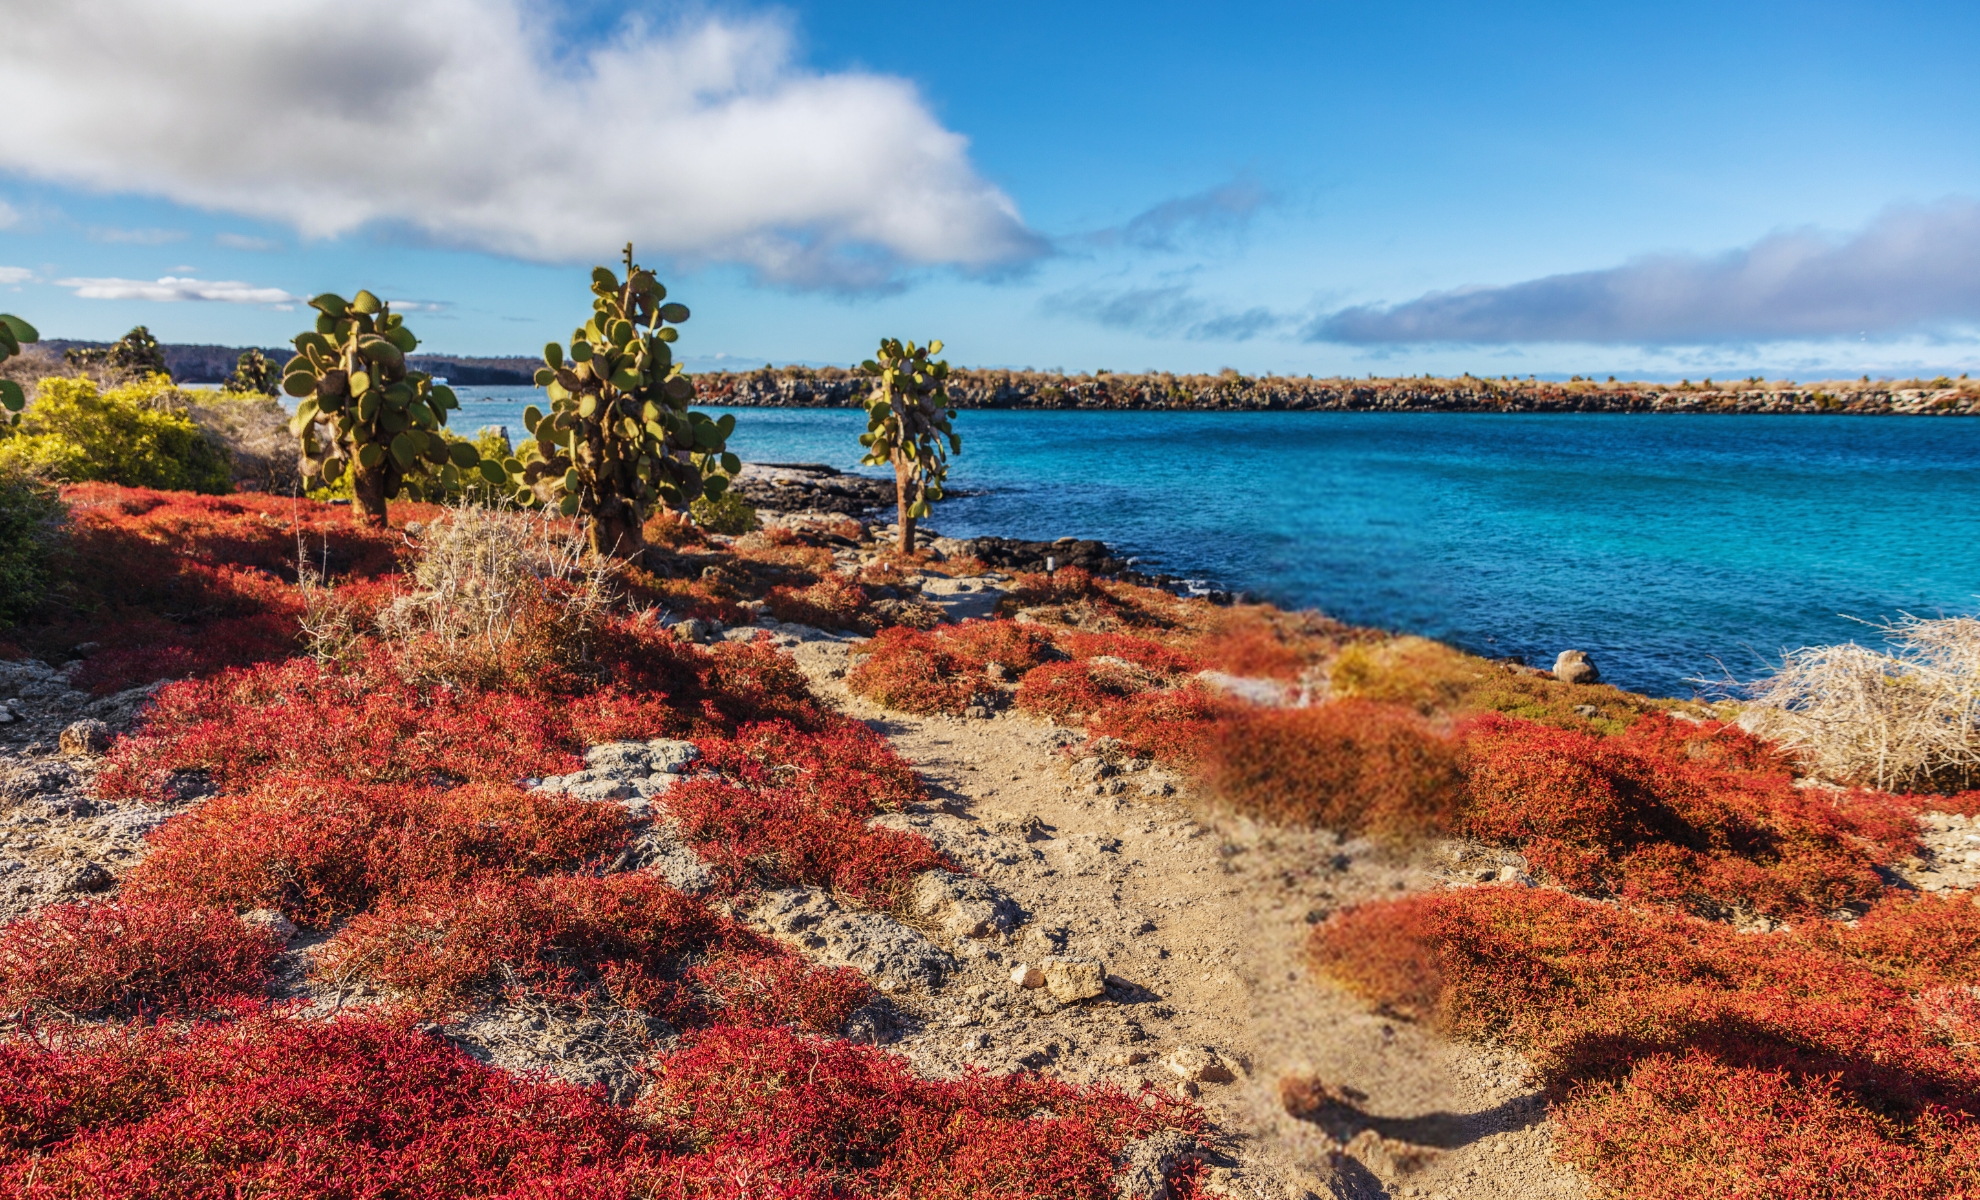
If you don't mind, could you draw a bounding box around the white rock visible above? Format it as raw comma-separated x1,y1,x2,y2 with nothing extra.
1041,956,1106,1003
1010,962,1044,988
1163,1045,1238,1084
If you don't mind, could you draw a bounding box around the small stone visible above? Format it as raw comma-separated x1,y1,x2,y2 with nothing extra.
1572,703,1600,718
241,908,298,943
1010,962,1044,988
1164,1045,1237,1084
60,862,113,893
645,739,701,774
59,719,112,758
1552,650,1600,685
1110,1049,1152,1066
964,705,992,720
1041,956,1106,1003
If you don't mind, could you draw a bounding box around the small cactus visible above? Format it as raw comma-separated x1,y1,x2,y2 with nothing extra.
223,348,280,396
511,245,736,562
282,292,477,528
857,337,958,553
0,313,39,424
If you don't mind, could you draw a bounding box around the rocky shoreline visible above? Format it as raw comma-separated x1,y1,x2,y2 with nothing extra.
700,368,1980,416
733,461,1237,602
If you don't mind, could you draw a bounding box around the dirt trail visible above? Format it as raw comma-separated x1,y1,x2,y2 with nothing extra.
790,641,1587,1200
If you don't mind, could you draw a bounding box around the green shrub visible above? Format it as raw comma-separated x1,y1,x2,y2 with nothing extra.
691,488,758,535
0,462,63,628
0,375,231,493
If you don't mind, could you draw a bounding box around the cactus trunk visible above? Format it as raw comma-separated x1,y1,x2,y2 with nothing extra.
893,455,916,553
588,498,646,564
351,460,395,529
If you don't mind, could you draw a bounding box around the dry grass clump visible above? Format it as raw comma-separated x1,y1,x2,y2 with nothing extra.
1331,634,1675,731
1200,700,1463,841
1741,614,1980,792
372,504,615,688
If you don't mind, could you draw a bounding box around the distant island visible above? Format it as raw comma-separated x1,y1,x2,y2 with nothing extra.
35,341,1979,415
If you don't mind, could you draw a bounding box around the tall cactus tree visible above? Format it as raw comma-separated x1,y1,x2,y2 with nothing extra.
858,337,958,553
282,291,481,528
0,314,39,425
515,245,737,563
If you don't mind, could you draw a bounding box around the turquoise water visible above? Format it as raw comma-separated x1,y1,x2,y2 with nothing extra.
448,387,1980,698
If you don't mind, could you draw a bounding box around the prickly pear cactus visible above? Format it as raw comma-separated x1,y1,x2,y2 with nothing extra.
0,314,39,426
283,291,482,527
513,245,737,562
857,337,958,552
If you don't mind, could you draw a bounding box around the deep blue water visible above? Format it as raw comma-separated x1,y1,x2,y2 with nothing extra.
445,387,1980,698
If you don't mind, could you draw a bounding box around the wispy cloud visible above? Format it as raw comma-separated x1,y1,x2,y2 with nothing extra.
0,1,1044,291
1308,199,1980,345
55,275,297,305
0,267,32,285
1043,282,1291,342
215,232,281,252
0,201,18,230
89,226,187,245
1086,177,1272,252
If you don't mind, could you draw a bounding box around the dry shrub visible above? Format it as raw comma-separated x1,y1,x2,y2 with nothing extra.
1331,634,1666,731
1460,712,1920,919
1742,614,1980,791
1201,700,1462,840
375,504,615,689
0,898,276,1018
1308,888,1980,1199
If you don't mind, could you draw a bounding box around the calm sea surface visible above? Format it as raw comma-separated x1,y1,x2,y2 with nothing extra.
447,387,1980,698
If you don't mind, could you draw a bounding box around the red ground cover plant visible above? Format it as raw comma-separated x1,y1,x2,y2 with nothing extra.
97,635,832,802
695,720,928,817
847,619,1057,714
1458,712,1921,919
0,898,275,1018
662,774,951,908
9,486,422,692
125,774,630,928
1200,700,1463,840
764,572,871,632
1307,887,1980,1199
0,1012,670,1199
316,871,866,1029
641,1024,1205,1200
1082,680,1237,767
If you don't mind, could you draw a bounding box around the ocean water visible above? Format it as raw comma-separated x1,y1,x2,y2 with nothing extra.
445,387,1980,698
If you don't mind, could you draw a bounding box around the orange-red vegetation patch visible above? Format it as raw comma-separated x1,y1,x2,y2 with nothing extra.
1082,681,1237,767
764,572,872,632
0,898,276,1019
0,1012,664,1198
16,485,419,692
1201,700,1463,840
848,619,1058,715
97,636,829,802
1308,887,1980,1199
641,1024,1205,1199
695,720,928,818
317,871,866,1027
125,774,629,929
1458,712,1921,919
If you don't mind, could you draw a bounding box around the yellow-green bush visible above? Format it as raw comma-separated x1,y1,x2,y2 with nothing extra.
0,375,231,494
1329,634,1679,733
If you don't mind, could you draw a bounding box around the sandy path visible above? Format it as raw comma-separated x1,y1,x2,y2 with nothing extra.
789,640,1588,1200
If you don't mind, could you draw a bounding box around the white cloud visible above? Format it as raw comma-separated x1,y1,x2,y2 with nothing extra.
0,268,32,285
55,276,297,305
89,226,187,245
1309,199,1980,345
0,201,18,230
0,2,1043,290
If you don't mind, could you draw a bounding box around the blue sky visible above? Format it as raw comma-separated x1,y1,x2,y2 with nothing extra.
3,0,1978,378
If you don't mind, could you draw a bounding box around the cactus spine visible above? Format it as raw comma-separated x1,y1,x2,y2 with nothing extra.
283,291,481,528
0,314,39,425
858,337,958,553
514,245,737,562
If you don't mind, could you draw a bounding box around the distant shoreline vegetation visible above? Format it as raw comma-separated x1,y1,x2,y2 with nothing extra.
21,342,1980,414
